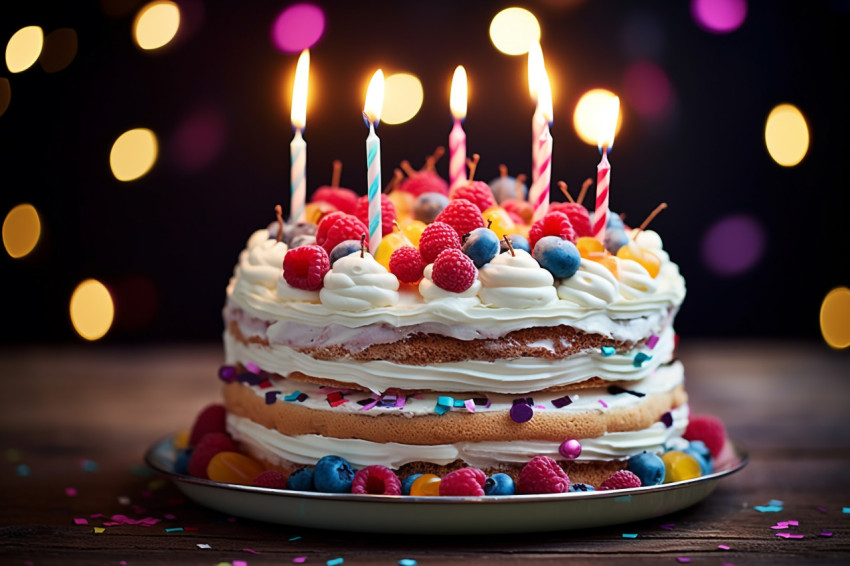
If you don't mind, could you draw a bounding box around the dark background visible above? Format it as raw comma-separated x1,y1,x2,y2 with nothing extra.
1,0,848,344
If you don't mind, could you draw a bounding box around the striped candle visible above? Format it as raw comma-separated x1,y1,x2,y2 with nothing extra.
593,149,610,242
531,110,545,183
528,44,545,183
529,124,552,222
289,129,306,223
449,66,468,189
363,70,385,255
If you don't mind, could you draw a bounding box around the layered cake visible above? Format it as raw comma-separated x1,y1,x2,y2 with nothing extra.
213,182,694,491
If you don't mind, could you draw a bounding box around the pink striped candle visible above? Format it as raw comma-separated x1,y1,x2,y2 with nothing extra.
449,66,467,189
528,63,553,222
593,149,610,241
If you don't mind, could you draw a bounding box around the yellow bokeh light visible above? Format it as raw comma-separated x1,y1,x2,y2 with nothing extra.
133,1,181,50
382,73,424,125
3,204,41,259
5,26,44,73
490,8,541,56
765,103,809,167
573,89,624,146
820,287,850,349
110,128,158,181
70,279,115,341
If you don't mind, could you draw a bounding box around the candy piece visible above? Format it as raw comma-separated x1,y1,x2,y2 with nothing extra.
558,439,582,460
484,473,515,496
462,227,500,268
626,452,666,486
432,248,478,293
600,470,642,490
286,467,315,491
517,456,570,494
661,451,702,483
389,246,425,283
206,452,265,486
401,473,423,495
283,245,331,291
509,402,534,423
409,474,441,496
252,470,288,488
616,243,661,278
683,414,727,458
187,433,235,479
439,467,486,496
188,404,227,447
533,236,581,279
351,465,402,495
434,198,485,238
418,221,462,264
313,455,355,493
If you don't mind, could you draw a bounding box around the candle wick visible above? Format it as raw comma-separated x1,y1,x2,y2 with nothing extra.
274,205,284,243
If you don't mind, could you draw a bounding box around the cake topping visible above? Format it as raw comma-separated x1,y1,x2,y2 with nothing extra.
419,261,481,302
617,258,659,299
320,251,399,311
283,245,331,291
558,438,582,460
430,248,479,293
557,258,619,308
461,226,500,268
236,229,288,290
418,221,461,264
528,210,578,249
433,198,485,238
533,235,582,279
478,249,557,308
315,212,370,254
389,246,425,283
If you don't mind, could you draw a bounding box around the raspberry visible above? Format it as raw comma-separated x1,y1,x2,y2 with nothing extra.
399,171,449,197
188,404,226,447
252,470,288,488
187,432,235,479
418,221,461,264
528,211,578,250
319,215,370,254
351,465,402,495
432,248,478,293
547,202,593,238
517,456,570,494
282,245,331,290
449,181,497,212
434,198,485,238
311,186,359,214
683,414,727,458
599,469,642,490
389,246,425,283
439,467,486,496
354,194,396,237
315,211,348,248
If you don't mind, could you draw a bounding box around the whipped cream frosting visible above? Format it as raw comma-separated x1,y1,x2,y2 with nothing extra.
419,264,482,303
557,259,619,308
320,252,399,311
617,258,659,300
478,249,557,308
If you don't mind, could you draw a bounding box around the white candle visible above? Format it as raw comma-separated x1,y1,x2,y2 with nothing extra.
449,65,467,189
363,70,385,255
289,49,309,224
592,96,620,243
528,63,553,222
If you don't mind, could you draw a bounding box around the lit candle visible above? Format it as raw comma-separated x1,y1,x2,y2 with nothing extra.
289,49,309,224
449,65,468,189
363,69,385,255
528,43,545,183
592,96,620,243
528,65,553,223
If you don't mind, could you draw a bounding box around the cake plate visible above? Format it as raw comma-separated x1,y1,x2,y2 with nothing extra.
145,434,747,534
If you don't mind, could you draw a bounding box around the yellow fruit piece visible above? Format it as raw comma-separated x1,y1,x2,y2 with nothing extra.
616,243,661,278
303,201,337,225
401,220,426,247
576,236,604,259
373,231,410,270
206,451,265,486
173,429,190,450
387,190,414,220
591,255,619,278
661,451,702,483
481,206,517,240
410,474,441,496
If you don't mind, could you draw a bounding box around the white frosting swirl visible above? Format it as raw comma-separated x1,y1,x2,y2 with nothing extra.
277,273,321,302
617,258,658,300
320,252,400,312
419,264,482,304
557,259,619,308
233,229,287,290
478,250,557,308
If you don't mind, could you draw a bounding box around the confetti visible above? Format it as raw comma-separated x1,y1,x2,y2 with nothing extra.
622,533,638,539
820,532,833,537
769,499,784,506
74,518,89,525
677,558,691,564
327,559,344,566
289,536,302,541
646,334,660,349
165,528,183,532
775,533,804,539
598,399,608,408
754,505,783,513
601,345,615,356
242,549,259,554
293,558,306,564
197,543,212,549
843,507,850,514
164,513,176,520
65,487,78,497
399,560,418,566
16,464,31,477
93,527,105,534
660,523,675,530
718,544,730,550
234,561,248,566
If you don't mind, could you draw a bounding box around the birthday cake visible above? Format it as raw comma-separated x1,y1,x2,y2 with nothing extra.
176,161,726,497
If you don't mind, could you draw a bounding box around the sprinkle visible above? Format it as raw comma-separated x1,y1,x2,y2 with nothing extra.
551,395,573,408
399,560,418,566
242,549,259,554
633,352,652,367
90,513,105,519
788,520,799,526
512,397,533,406
293,558,306,564
74,518,88,525
16,464,30,477
843,507,850,514
395,396,406,409
601,346,615,356
754,505,783,513
660,523,675,530
164,513,176,520
359,399,379,411
65,487,77,497
769,499,784,506
509,402,534,423
245,361,261,374
464,399,476,412
258,379,273,389
607,385,645,398
381,394,398,406
677,558,691,564
598,399,609,408
660,411,673,428
775,532,804,539
165,527,183,532
327,559,344,566
622,533,638,539
453,399,466,408
646,334,660,349
284,390,304,402
197,543,212,549
234,561,248,566
92,527,105,534
718,544,730,550
820,532,833,537
434,404,450,416
289,536,302,541
328,398,348,408
80,459,99,472
219,365,237,382
437,396,455,407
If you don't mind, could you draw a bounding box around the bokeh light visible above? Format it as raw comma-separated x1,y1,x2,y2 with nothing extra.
573,89,624,146
5,26,44,73
765,103,809,167
820,287,850,349
382,73,424,125
39,28,78,73
691,0,747,34
70,279,115,341
171,106,227,173
701,213,766,276
621,12,665,61
623,61,673,120
110,128,159,181
272,3,325,53
3,204,41,259
490,8,541,55
133,1,181,50
0,78,10,118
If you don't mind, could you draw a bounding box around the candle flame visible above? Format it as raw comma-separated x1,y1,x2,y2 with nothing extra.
363,69,385,125
597,95,620,151
527,42,544,101
290,49,309,130
533,61,553,124
450,65,467,120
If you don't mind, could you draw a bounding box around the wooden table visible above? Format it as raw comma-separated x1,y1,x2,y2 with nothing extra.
2,342,849,565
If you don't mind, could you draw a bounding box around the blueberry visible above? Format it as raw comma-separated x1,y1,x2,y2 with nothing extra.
489,175,527,204
174,448,192,475
499,234,531,255
281,222,317,246
604,228,629,255
683,441,714,475
290,234,317,248
313,455,355,493
607,212,624,230
401,473,423,495
286,467,315,491
462,227,500,267
484,473,515,495
533,236,581,279
413,192,449,224
329,239,362,265
626,452,666,486
568,483,596,492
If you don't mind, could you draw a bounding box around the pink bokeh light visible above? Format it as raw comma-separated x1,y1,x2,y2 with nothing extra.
271,3,325,53
701,213,766,276
691,0,747,34
170,106,227,173
623,61,674,120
